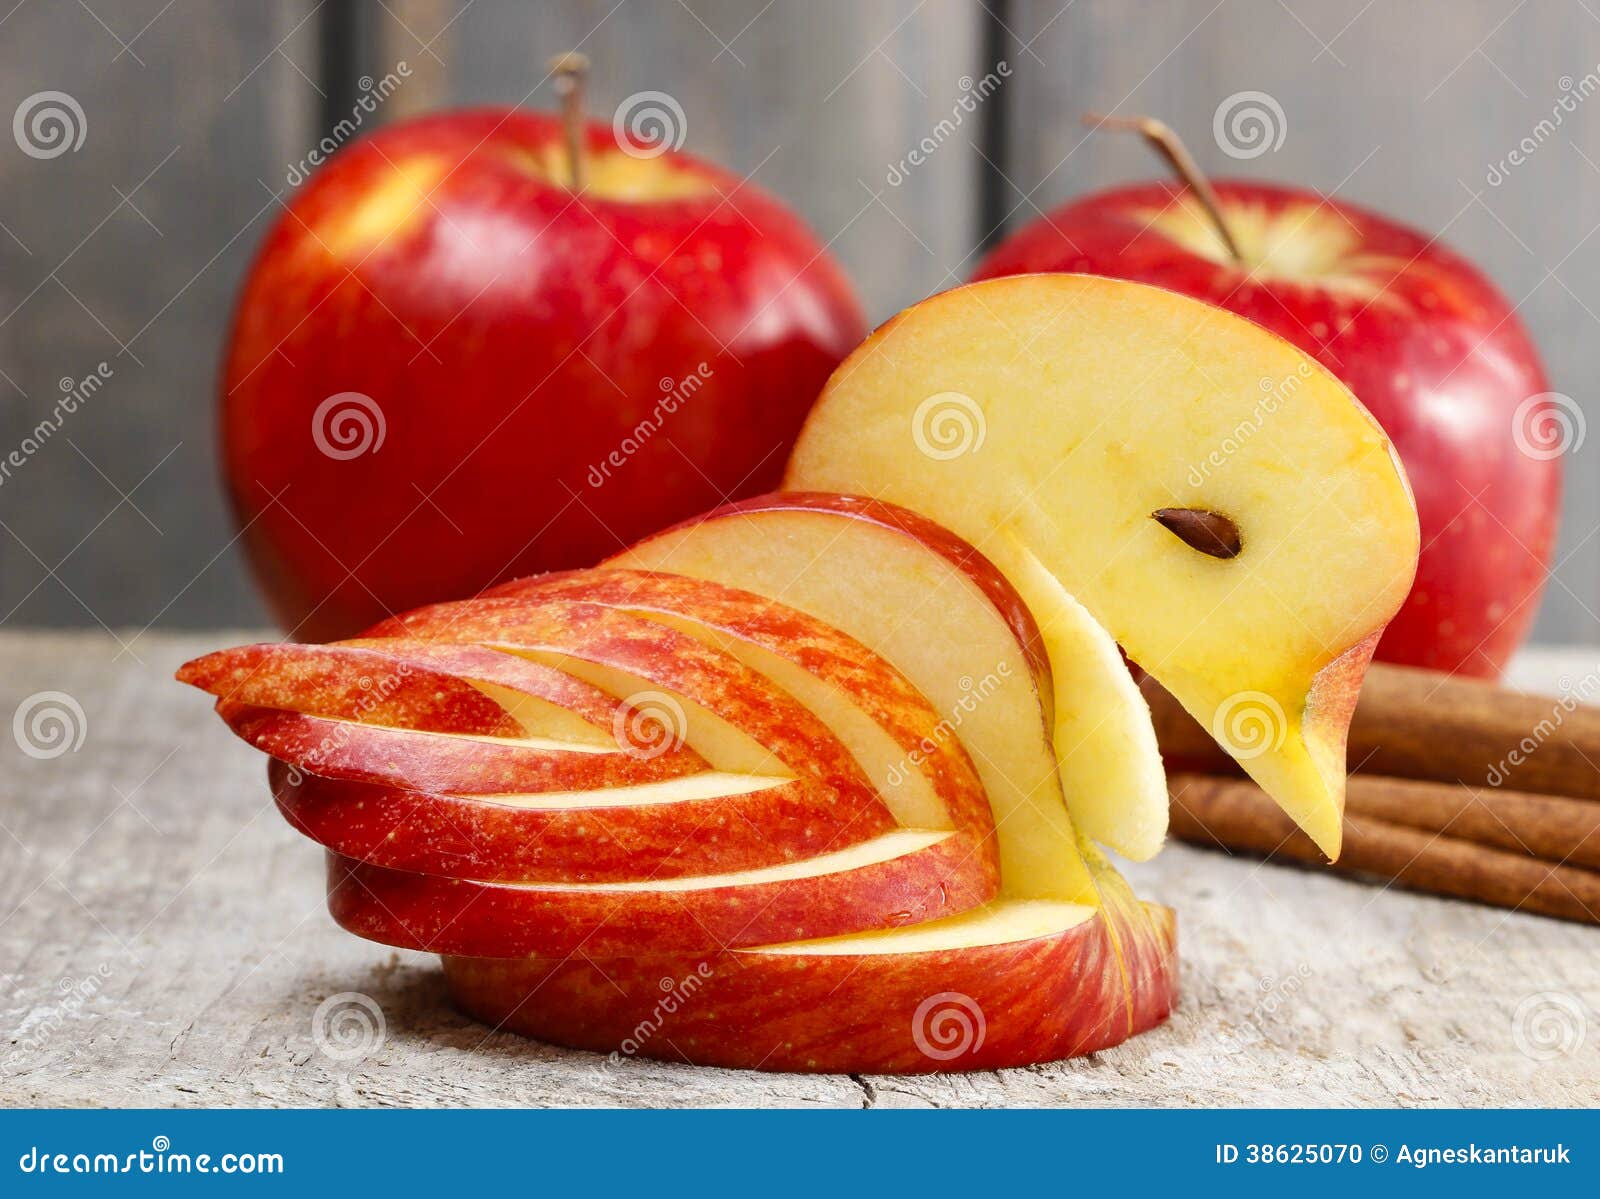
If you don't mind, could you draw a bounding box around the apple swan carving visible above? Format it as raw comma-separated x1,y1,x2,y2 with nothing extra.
180,274,1416,1071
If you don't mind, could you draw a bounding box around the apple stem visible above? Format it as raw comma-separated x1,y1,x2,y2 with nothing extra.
1082,112,1243,263
548,51,591,193
1152,508,1241,559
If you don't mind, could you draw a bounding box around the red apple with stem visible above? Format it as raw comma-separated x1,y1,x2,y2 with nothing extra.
222,54,866,642
972,114,1559,678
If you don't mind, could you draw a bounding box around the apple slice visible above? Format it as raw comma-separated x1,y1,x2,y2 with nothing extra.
489,568,996,853
217,702,704,794
177,639,634,746
601,495,1099,895
371,599,880,798
995,541,1168,860
327,827,997,957
371,596,986,859
786,273,1420,856
614,493,1053,674
441,851,1176,1072
341,639,626,746
180,642,520,737
270,760,893,883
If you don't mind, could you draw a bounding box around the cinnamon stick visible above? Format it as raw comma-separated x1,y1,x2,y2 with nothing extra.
1341,774,1600,871
1169,772,1600,924
1143,663,1600,800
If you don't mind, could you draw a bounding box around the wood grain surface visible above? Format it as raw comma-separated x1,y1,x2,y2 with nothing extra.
1,631,1595,1107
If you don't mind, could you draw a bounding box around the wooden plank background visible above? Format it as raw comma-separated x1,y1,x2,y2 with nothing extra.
0,0,1597,645
0,0,321,636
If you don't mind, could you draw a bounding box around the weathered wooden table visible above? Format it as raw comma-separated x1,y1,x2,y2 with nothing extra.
2,631,1595,1107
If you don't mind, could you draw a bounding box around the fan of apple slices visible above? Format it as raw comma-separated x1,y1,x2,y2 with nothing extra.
179,275,1418,1073
180,499,1170,1069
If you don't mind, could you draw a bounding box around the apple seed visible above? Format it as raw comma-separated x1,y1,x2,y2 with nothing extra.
1151,508,1241,559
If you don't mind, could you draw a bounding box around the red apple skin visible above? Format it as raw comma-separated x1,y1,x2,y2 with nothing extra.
223,108,868,643
973,181,1558,678
177,640,621,737
440,900,1176,1073
216,702,705,795
269,760,895,884
1082,840,1184,1034
325,830,999,958
370,597,890,810
488,567,998,846
612,492,1054,687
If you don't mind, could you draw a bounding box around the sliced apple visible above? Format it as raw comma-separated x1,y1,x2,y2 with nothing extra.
603,495,1098,897
371,598,885,807
996,541,1168,859
217,702,704,794
342,639,625,746
600,493,1053,678
270,760,893,883
489,567,996,853
441,851,1175,1072
786,273,1420,857
177,639,624,746
179,642,521,737
327,826,998,957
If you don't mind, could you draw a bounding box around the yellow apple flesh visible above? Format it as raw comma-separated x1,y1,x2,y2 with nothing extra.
787,273,1419,857
608,497,1096,899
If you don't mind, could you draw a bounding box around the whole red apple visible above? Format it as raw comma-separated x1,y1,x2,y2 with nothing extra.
974,176,1558,678
222,105,866,642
